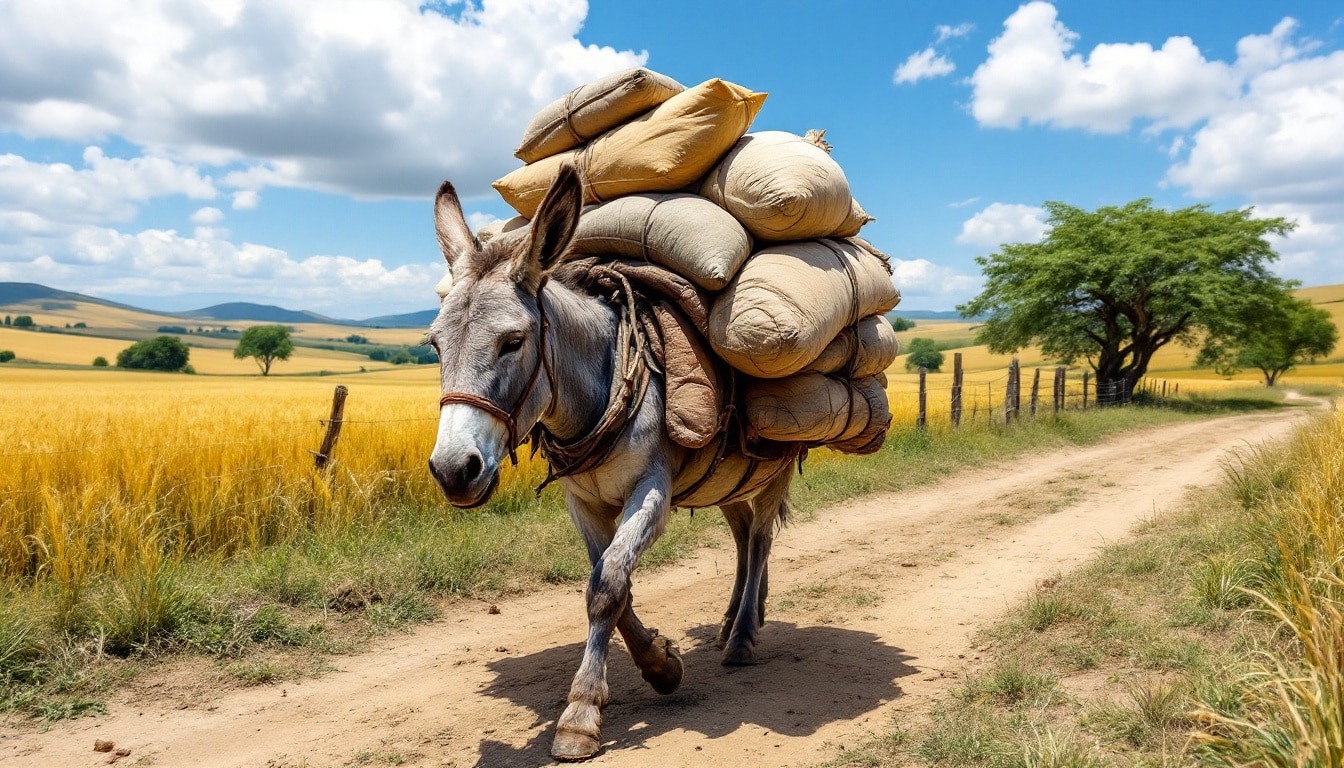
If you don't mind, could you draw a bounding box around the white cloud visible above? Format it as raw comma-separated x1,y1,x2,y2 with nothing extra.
467,211,503,235
948,196,981,208
891,258,982,303
956,203,1049,248
894,48,957,84
936,23,975,44
190,206,225,225
0,0,646,199
0,223,441,316
0,148,216,226
230,190,260,210
970,1,1243,132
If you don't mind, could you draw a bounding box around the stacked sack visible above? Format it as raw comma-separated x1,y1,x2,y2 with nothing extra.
489,68,901,455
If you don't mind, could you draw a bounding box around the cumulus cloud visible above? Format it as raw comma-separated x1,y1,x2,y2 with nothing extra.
894,49,956,85
936,23,975,44
956,203,1049,248
0,0,646,200
0,148,216,225
970,2,1243,132
890,258,983,305
190,206,225,225
0,222,442,316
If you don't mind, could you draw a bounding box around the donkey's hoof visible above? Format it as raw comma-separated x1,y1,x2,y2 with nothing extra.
716,615,734,646
640,635,683,695
721,643,759,666
551,728,601,762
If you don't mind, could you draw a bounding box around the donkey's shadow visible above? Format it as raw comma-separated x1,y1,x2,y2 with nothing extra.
475,621,917,766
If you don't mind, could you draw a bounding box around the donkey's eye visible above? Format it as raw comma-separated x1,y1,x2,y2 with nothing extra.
500,335,525,356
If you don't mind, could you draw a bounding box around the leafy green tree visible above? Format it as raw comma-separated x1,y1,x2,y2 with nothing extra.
904,337,944,372
0,350,14,363
958,199,1293,403
92,356,109,367
3,315,9,325
12,315,34,329
889,315,916,331
116,336,191,371
233,325,294,375
1198,294,1338,387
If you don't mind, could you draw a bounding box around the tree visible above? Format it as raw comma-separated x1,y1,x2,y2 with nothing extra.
234,325,294,375
12,315,34,329
92,356,109,367
116,336,191,371
958,199,1294,404
889,315,916,332
1198,294,1338,386
0,350,14,363
904,337,944,372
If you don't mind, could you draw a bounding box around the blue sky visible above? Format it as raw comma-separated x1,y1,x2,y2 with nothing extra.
0,0,1340,318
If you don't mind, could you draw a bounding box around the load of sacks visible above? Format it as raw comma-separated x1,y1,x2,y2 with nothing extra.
483,68,901,455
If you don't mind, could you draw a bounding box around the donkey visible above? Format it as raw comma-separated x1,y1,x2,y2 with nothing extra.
425,165,796,761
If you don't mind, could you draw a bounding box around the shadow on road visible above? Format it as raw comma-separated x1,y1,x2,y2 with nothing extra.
475,620,917,766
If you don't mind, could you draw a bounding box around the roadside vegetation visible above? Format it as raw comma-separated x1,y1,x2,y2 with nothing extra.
820,395,1342,768
0,380,1287,723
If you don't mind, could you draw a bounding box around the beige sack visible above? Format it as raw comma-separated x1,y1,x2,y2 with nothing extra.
804,315,899,377
573,193,751,291
515,68,685,164
494,79,767,219
655,301,723,449
476,216,529,244
708,238,900,378
699,130,870,241
745,374,891,445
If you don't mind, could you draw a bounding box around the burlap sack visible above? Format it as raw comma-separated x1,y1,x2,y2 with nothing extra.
804,315,900,377
573,193,751,291
494,79,767,219
655,301,723,449
476,216,529,244
708,238,900,378
699,130,872,241
515,68,685,164
744,374,891,446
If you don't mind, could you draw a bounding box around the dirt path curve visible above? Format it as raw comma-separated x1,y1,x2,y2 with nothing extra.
4,405,1318,768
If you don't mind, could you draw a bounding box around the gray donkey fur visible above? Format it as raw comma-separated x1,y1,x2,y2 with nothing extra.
426,166,794,761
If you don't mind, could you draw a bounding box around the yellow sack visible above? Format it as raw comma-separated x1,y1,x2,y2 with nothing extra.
515,68,684,164
744,374,891,448
494,79,766,219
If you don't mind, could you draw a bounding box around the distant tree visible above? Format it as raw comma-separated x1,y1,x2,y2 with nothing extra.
233,325,294,375
346,334,368,344
904,338,944,372
959,199,1294,404
388,350,416,365
0,350,14,363
1198,294,1338,387
73,321,86,329
889,316,917,332
3,315,9,326
92,356,109,367
116,336,190,371
157,325,188,334
12,315,34,329
367,349,389,362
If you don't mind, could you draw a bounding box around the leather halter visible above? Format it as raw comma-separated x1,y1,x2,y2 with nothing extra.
437,282,552,466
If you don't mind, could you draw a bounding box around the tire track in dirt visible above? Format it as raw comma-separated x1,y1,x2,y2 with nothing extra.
1,405,1317,768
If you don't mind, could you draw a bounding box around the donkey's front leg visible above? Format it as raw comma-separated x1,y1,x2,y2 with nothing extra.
552,471,671,761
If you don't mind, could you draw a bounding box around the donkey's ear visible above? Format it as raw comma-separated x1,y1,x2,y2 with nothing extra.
512,164,582,289
434,181,477,268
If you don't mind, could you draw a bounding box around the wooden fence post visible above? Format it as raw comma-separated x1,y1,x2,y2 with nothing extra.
1007,358,1020,424
1030,367,1041,417
918,367,928,429
1053,367,1064,414
313,385,348,470
1082,371,1090,410
951,352,963,428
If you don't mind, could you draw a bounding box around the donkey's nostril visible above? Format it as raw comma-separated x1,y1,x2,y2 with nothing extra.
461,453,483,484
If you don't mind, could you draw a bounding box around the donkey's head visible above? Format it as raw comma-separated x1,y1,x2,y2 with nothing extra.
425,166,583,507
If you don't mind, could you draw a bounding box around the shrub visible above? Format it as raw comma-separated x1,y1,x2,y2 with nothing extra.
368,349,389,362
12,315,34,329
116,336,191,372
72,322,87,329
890,315,917,331
156,325,188,334
0,350,14,363
345,334,368,344
92,356,108,367
904,337,945,372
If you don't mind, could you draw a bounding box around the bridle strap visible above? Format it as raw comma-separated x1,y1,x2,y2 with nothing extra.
438,282,552,466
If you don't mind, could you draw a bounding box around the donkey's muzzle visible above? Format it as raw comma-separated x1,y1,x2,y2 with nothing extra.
428,450,500,508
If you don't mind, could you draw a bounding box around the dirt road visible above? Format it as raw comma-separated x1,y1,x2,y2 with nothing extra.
2,405,1317,768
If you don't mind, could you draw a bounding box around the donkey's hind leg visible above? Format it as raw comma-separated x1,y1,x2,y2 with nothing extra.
722,468,791,666
717,501,753,645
